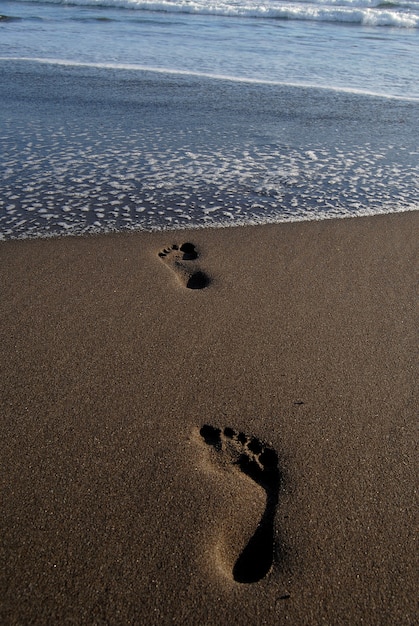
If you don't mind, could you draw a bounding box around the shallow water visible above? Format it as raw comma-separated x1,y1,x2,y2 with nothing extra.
1,62,418,238
0,0,418,238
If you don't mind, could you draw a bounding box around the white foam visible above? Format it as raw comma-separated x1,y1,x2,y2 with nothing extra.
1,113,418,239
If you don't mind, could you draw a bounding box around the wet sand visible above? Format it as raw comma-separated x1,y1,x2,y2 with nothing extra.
1,212,417,625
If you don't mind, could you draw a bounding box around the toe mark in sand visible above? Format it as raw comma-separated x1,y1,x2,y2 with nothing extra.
158,243,209,289
200,424,281,584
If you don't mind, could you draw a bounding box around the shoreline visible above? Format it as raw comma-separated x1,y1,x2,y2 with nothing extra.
1,212,417,624
1,206,419,242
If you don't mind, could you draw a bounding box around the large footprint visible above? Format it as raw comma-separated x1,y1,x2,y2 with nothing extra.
158,242,210,289
200,424,280,584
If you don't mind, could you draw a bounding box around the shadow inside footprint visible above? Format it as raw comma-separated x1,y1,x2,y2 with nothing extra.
200,424,281,584
179,242,198,260
187,271,210,290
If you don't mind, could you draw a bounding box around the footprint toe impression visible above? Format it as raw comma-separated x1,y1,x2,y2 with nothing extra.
200,424,281,584
158,242,210,289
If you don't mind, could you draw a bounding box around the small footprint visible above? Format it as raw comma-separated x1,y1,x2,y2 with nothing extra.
199,424,281,584
158,242,210,289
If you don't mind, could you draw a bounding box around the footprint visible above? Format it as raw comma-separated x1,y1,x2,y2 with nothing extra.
199,424,281,584
158,243,210,289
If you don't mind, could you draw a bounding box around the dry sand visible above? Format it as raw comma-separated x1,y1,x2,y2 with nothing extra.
1,212,418,625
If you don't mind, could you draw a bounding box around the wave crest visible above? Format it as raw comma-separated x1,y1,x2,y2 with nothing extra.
14,0,419,29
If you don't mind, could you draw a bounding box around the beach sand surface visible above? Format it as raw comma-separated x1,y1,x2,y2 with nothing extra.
1,212,417,625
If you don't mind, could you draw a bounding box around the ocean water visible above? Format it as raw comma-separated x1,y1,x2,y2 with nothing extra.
0,0,418,238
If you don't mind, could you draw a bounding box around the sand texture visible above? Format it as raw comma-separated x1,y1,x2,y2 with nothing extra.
1,213,418,625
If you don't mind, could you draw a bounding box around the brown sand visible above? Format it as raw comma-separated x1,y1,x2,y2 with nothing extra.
1,212,417,625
